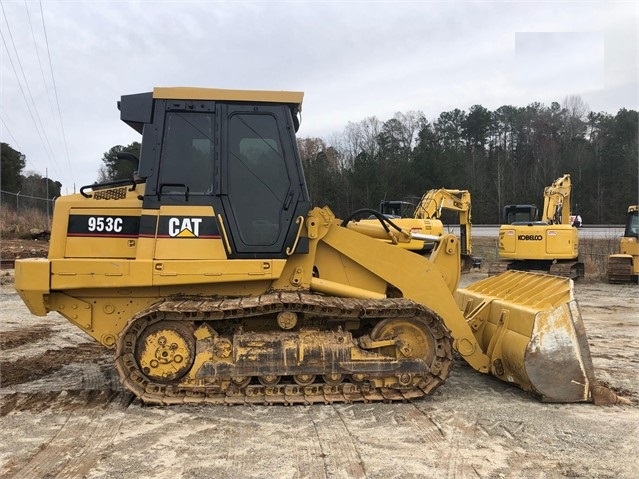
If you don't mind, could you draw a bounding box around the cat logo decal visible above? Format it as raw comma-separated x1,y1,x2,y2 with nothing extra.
168,217,203,237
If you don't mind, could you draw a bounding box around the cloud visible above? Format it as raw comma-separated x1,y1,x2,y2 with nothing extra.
515,32,605,93
0,1,636,193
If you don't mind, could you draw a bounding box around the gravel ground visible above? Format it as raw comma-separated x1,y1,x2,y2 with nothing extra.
0,273,637,479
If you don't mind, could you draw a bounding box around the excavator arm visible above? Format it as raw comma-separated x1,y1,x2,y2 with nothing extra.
413,188,473,259
541,174,572,225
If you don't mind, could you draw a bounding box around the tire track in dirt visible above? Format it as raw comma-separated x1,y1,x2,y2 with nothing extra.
292,412,325,479
306,405,367,479
0,342,107,387
6,389,132,479
403,403,482,478
407,368,525,478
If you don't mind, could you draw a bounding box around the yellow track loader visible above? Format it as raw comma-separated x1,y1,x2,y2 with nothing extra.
608,205,638,283
14,87,619,405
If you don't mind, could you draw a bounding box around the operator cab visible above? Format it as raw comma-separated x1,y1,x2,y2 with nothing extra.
503,204,545,226
625,207,639,238
118,87,311,259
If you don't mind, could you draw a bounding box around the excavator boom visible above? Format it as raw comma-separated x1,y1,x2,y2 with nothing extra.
414,188,473,258
541,173,572,225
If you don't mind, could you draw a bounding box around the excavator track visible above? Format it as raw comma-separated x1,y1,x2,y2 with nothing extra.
114,292,454,405
549,261,584,280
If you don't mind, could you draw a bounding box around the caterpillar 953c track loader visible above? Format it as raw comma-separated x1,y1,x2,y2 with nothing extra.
14,87,620,405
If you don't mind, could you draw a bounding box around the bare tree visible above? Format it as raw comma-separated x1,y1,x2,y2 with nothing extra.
341,116,382,167
562,95,590,180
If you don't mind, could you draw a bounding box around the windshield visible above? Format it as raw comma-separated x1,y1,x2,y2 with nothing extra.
159,112,214,195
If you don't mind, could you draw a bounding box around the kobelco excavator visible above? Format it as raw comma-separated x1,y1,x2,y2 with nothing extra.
14,87,620,405
490,174,584,279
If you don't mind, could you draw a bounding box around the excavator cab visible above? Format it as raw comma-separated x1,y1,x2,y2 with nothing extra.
503,204,539,224
379,200,416,218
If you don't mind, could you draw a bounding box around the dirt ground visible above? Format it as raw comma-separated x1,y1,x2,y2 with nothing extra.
0,239,49,261
0,254,638,478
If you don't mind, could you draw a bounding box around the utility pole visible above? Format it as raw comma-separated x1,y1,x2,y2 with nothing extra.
46,168,50,230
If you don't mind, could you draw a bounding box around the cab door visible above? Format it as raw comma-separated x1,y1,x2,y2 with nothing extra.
218,104,309,259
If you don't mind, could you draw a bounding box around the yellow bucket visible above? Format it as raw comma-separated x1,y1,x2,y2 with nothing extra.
456,271,619,404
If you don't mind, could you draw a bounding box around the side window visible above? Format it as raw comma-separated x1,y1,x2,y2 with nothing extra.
628,213,639,237
159,112,214,195
227,113,290,245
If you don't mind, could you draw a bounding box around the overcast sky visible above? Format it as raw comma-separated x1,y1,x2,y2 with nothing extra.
1,1,637,194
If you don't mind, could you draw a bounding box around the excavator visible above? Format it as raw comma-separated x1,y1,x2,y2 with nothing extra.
608,205,638,283
490,174,584,279
348,189,476,271
14,87,620,406
413,188,475,269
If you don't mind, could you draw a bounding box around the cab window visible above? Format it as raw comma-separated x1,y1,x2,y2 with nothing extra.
159,112,214,195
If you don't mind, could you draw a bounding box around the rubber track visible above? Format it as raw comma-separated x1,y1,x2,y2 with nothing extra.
114,291,454,406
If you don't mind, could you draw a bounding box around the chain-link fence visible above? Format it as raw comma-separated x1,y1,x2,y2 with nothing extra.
1,189,55,216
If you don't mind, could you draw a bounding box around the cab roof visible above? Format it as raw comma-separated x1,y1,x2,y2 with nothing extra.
153,87,304,110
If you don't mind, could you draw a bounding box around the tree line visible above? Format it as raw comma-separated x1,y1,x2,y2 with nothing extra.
1,142,61,212
300,97,638,224
3,96,637,224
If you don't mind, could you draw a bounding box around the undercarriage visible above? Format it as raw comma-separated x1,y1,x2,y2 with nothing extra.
115,292,454,405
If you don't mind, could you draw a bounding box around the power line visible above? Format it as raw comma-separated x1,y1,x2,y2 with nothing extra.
0,0,62,178
25,0,56,126
2,112,43,173
0,31,57,175
1,116,23,151
40,0,74,182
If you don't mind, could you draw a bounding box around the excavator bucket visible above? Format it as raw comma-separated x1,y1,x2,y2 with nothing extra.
455,271,619,404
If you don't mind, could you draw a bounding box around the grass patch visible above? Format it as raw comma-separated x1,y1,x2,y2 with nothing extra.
0,207,50,239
